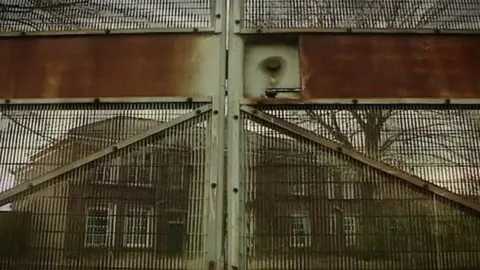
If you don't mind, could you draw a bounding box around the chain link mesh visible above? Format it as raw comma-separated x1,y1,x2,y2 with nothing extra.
243,0,480,30
0,0,214,33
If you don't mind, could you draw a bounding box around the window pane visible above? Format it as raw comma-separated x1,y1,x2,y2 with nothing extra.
343,183,355,199
329,216,337,234
344,217,357,246
85,208,112,247
327,183,335,198
291,184,306,195
344,217,356,234
88,209,107,217
167,165,184,189
94,158,120,184
136,168,151,185
124,205,153,248
290,217,304,228
290,215,309,247
128,153,152,186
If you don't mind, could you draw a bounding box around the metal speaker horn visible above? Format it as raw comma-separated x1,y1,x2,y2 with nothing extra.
261,56,284,76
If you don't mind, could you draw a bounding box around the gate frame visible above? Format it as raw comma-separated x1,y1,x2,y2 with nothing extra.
0,95,224,269
227,0,245,268
229,97,480,269
227,1,480,269
1,0,227,268
0,98,211,205
228,97,480,269
241,104,480,214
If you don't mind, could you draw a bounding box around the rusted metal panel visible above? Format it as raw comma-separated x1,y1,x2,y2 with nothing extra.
0,34,219,98
300,35,480,99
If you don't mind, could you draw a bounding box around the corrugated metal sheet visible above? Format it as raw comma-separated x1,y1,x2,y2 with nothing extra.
242,0,480,30
300,34,480,99
0,0,214,33
0,34,217,98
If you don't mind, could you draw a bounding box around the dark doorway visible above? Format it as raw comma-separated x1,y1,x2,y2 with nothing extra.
166,222,184,255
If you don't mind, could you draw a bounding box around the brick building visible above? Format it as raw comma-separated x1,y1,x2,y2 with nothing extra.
5,115,480,269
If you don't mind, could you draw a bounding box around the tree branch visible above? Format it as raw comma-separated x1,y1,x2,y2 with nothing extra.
304,110,354,148
0,111,57,143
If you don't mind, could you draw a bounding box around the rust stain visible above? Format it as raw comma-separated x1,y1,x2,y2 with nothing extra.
0,34,199,99
300,35,480,99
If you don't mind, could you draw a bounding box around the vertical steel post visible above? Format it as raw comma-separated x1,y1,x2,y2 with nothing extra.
205,0,227,269
227,0,245,269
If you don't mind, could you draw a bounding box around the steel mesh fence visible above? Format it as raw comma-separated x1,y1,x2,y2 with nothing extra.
255,104,480,202
242,0,480,30
239,107,480,270
0,102,211,269
0,0,215,33
0,102,205,191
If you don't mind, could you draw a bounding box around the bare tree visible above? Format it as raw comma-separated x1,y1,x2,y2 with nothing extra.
297,108,468,168
290,106,478,261
1,0,208,31
244,0,480,30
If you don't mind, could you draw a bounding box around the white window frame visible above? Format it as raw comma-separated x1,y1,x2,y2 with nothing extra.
344,217,357,246
123,205,155,248
289,212,311,248
328,215,337,235
84,203,116,247
291,183,307,196
343,183,355,199
167,165,185,190
327,182,335,199
291,169,307,195
128,152,154,187
94,157,121,185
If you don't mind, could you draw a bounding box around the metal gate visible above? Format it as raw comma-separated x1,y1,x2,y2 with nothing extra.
0,100,221,270
0,0,225,269
2,1,480,270
233,103,480,270
226,1,480,270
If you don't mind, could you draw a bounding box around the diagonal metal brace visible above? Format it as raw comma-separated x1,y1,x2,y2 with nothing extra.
0,104,212,205
241,105,480,214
